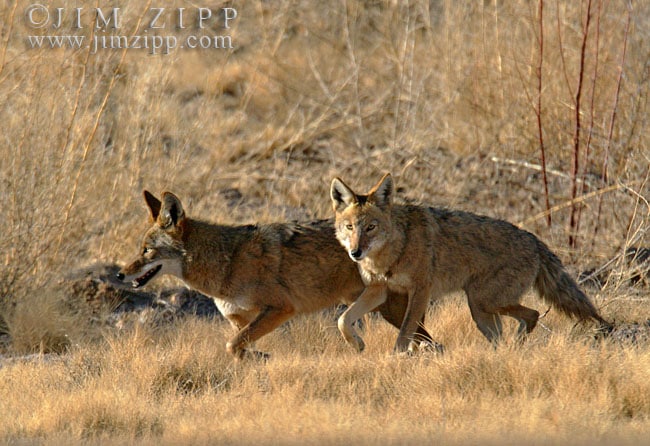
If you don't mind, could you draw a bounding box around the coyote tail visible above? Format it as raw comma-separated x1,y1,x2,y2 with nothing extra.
534,240,612,330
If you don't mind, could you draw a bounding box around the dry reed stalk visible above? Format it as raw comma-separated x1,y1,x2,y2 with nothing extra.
593,3,632,241
575,0,602,242
568,0,593,249
535,0,552,227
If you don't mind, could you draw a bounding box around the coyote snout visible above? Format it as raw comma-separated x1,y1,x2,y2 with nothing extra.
350,248,364,261
116,262,163,288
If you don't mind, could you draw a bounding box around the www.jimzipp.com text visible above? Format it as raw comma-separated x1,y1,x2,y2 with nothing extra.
27,33,233,54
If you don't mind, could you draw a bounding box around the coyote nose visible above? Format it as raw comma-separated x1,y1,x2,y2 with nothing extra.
116,272,125,281
350,249,363,260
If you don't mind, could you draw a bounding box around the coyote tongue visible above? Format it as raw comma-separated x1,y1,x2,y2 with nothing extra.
133,264,162,288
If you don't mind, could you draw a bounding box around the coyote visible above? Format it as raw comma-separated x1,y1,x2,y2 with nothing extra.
117,190,435,359
331,173,611,353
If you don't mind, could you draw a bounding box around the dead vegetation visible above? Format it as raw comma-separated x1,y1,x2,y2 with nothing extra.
1,0,649,443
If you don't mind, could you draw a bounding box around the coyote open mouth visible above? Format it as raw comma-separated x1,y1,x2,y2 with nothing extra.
132,264,162,288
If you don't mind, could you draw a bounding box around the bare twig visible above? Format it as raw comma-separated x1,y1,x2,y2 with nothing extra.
555,0,575,100
568,0,593,249
59,0,100,166
518,181,633,228
621,168,650,254
0,0,18,78
535,0,552,227
593,2,632,240
55,0,154,256
575,0,602,241
489,156,594,190
341,0,364,143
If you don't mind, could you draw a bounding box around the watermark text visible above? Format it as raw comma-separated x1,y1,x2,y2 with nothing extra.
23,4,238,54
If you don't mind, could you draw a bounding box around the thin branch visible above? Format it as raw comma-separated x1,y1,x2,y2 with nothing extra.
575,0,602,241
518,181,634,228
54,0,154,255
0,0,18,77
489,156,592,185
556,0,575,100
59,0,100,166
593,2,632,240
535,0,552,227
569,0,593,248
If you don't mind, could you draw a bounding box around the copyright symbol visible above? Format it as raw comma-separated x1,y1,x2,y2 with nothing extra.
25,4,49,28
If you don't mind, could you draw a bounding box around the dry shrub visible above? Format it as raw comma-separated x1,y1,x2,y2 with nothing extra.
5,288,88,354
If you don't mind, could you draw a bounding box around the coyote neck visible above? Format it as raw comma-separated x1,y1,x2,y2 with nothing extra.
361,223,405,280
180,219,256,296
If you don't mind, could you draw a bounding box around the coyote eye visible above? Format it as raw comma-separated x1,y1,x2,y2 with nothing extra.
366,224,376,231
345,224,353,231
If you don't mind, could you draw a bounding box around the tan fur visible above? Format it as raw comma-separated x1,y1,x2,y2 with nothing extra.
117,191,436,359
331,173,611,353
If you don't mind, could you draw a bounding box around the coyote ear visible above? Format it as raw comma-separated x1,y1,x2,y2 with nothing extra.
368,173,393,208
143,190,162,222
331,177,357,212
159,192,185,229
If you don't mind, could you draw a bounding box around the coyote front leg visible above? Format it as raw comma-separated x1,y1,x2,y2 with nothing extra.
338,285,387,352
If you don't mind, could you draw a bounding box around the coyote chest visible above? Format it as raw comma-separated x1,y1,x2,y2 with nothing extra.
182,269,264,313
359,265,410,295
220,291,258,312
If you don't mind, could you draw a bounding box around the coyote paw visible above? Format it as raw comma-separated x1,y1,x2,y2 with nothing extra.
226,342,270,362
353,335,365,353
228,346,270,362
338,314,365,352
341,332,365,352
246,349,271,362
412,340,445,355
398,340,445,356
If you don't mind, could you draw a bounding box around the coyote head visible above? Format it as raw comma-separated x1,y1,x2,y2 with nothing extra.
117,191,186,288
330,173,393,262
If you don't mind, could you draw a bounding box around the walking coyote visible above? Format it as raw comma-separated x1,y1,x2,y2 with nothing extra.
331,173,611,353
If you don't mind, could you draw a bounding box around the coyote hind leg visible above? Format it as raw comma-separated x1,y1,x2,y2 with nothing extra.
226,305,294,360
498,305,540,338
468,303,504,343
465,263,538,344
377,295,438,348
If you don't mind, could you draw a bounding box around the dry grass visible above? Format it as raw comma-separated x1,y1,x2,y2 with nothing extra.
1,305,650,445
1,0,649,444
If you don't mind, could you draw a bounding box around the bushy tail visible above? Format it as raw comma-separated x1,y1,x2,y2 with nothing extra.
535,240,612,331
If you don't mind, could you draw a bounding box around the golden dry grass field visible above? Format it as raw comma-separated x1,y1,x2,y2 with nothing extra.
1,0,649,444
